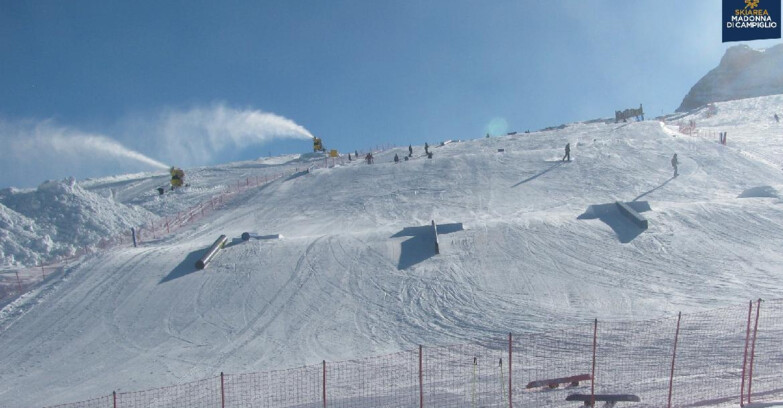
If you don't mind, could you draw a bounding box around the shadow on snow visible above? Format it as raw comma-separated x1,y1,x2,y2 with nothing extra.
391,223,463,270
578,201,651,243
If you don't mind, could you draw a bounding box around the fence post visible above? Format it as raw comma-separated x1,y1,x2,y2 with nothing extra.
131,227,137,248
591,318,597,408
419,345,423,408
41,264,46,280
323,360,327,408
741,300,753,405
218,372,224,408
508,332,512,408
668,312,682,408
113,390,116,408
748,299,762,403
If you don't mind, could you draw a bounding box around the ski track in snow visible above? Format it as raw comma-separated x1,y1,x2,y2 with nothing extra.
2,96,783,405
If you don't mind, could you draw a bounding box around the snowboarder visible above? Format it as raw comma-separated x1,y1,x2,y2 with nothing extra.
562,143,571,162
671,153,679,177
408,145,413,157
394,153,399,163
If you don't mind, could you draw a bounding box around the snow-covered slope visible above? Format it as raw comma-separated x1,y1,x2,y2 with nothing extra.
677,43,783,112
1,95,783,406
0,178,156,267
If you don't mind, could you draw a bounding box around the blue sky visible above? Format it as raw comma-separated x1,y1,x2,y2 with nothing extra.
0,0,780,188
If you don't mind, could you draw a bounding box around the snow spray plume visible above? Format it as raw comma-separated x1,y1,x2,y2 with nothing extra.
0,118,169,187
157,103,315,165
29,123,169,170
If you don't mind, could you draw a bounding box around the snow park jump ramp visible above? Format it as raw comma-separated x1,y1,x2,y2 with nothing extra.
3,96,783,406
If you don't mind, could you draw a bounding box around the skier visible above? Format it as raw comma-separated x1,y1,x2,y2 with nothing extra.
562,143,571,162
365,153,374,164
424,142,429,155
671,153,679,177
394,153,399,163
408,145,413,157
775,113,780,123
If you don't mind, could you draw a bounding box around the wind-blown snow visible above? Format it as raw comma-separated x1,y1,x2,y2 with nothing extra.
1,95,783,406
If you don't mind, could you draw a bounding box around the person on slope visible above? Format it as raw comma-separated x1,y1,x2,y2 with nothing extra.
671,153,679,177
424,142,429,155
562,143,571,162
775,113,780,123
408,145,413,157
394,153,399,163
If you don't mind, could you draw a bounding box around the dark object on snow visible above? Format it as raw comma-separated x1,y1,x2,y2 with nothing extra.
394,153,399,163
241,232,251,241
671,153,679,177
427,152,433,159
157,187,165,195
408,145,413,157
563,143,571,162
195,235,227,270
775,113,779,123
526,374,592,389
566,393,640,405
616,201,648,230
424,142,429,154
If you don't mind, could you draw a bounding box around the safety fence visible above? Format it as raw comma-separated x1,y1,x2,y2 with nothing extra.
0,163,322,304
0,145,400,304
46,299,783,408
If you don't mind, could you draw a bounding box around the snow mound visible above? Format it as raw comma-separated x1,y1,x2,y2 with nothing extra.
677,44,783,112
0,178,155,266
738,185,779,198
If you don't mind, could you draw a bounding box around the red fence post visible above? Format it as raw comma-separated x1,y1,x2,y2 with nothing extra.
668,312,682,408
220,372,225,408
741,300,753,405
323,360,327,408
419,345,423,408
508,332,512,408
591,319,597,407
748,299,762,403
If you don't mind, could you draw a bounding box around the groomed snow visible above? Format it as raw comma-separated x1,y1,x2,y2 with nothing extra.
1,95,783,406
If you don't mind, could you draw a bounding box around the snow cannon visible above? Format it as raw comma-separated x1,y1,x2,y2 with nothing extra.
195,234,227,270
